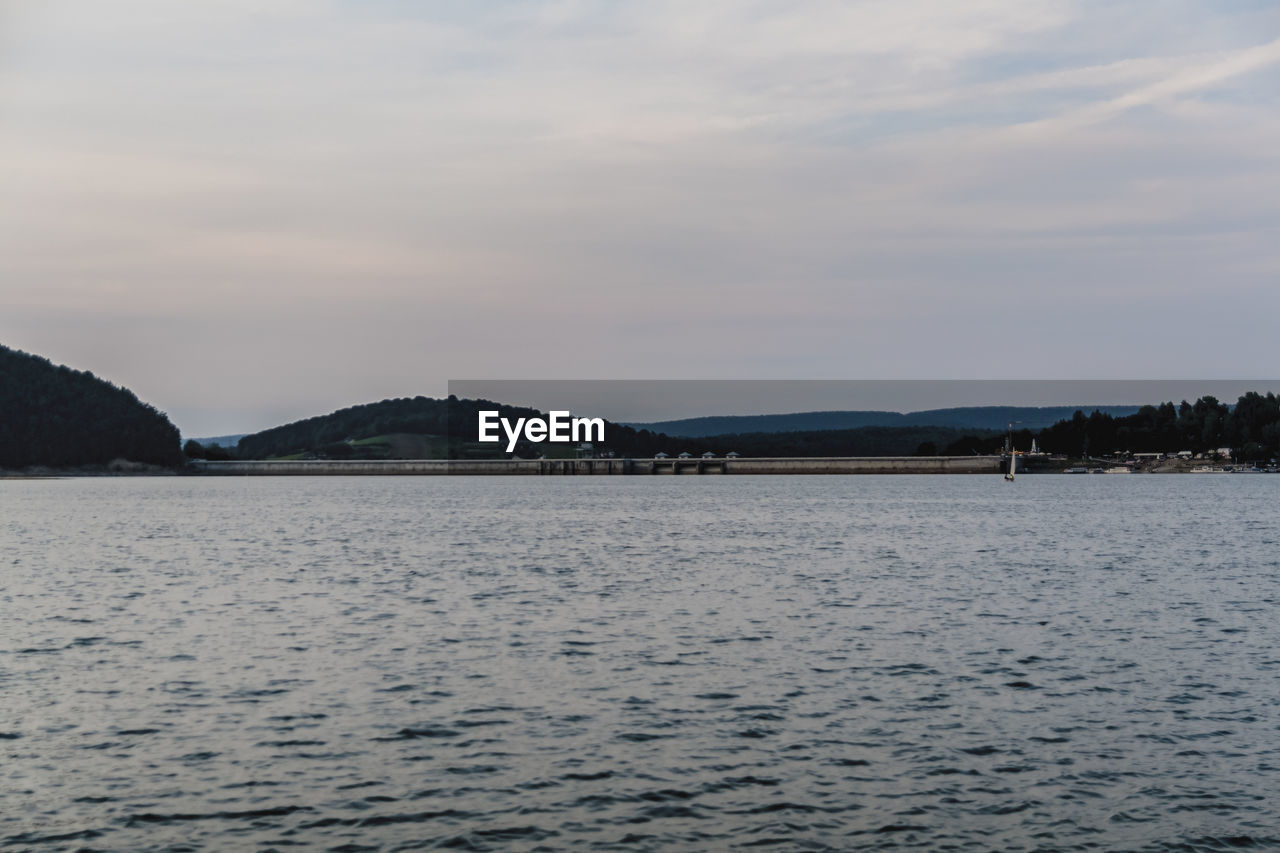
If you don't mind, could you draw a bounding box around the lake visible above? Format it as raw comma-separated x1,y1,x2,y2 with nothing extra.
3,475,1278,851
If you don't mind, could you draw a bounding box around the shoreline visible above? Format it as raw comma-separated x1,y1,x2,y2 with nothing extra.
183,457,1273,475
4,458,1272,478
186,456,1003,475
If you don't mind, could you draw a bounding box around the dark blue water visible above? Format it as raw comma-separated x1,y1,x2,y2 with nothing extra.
3,475,1279,851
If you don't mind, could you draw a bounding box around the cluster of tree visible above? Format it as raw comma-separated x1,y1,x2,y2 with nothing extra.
182,440,237,460
0,344,183,469
233,396,682,460
917,429,1035,457
1035,394,1280,460
237,396,487,458
225,391,1280,463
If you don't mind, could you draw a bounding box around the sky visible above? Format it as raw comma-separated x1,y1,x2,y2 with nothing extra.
2,1,1279,435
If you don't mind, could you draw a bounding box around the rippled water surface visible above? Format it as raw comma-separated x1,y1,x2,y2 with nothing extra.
3,475,1280,851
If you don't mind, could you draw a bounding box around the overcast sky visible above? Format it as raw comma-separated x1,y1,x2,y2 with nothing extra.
3,1,1279,435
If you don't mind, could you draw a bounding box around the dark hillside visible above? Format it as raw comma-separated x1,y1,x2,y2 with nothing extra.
236,396,550,459
0,344,182,468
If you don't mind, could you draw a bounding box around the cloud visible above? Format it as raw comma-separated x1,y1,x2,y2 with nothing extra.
1,1,1278,433
1009,35,1280,137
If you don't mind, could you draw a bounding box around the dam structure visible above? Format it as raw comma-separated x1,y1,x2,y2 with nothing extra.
190,456,1005,475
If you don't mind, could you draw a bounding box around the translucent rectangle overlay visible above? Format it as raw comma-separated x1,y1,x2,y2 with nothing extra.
443,379,1280,462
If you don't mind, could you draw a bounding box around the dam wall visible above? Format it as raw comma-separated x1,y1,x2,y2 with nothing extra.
190,456,1004,476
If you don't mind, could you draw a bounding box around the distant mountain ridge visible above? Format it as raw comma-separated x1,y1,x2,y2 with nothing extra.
625,406,1143,437
188,434,247,448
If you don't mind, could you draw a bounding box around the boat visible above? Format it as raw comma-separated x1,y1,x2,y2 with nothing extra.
1004,422,1017,481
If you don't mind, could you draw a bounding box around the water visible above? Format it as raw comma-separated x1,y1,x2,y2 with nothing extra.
3,475,1279,851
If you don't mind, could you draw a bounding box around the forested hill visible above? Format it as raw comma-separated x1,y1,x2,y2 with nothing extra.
628,406,1142,437
234,396,701,460
232,396,997,460
236,396,549,459
0,344,183,469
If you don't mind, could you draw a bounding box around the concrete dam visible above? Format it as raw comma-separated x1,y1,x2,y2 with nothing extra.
190,456,1005,475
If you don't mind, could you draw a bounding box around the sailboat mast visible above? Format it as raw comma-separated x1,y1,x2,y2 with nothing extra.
1005,421,1017,481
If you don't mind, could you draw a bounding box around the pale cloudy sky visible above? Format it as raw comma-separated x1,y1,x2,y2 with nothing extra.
2,1,1278,435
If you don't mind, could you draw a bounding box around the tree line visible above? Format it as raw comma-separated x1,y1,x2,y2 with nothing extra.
1033,394,1280,460
205,392,1280,463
